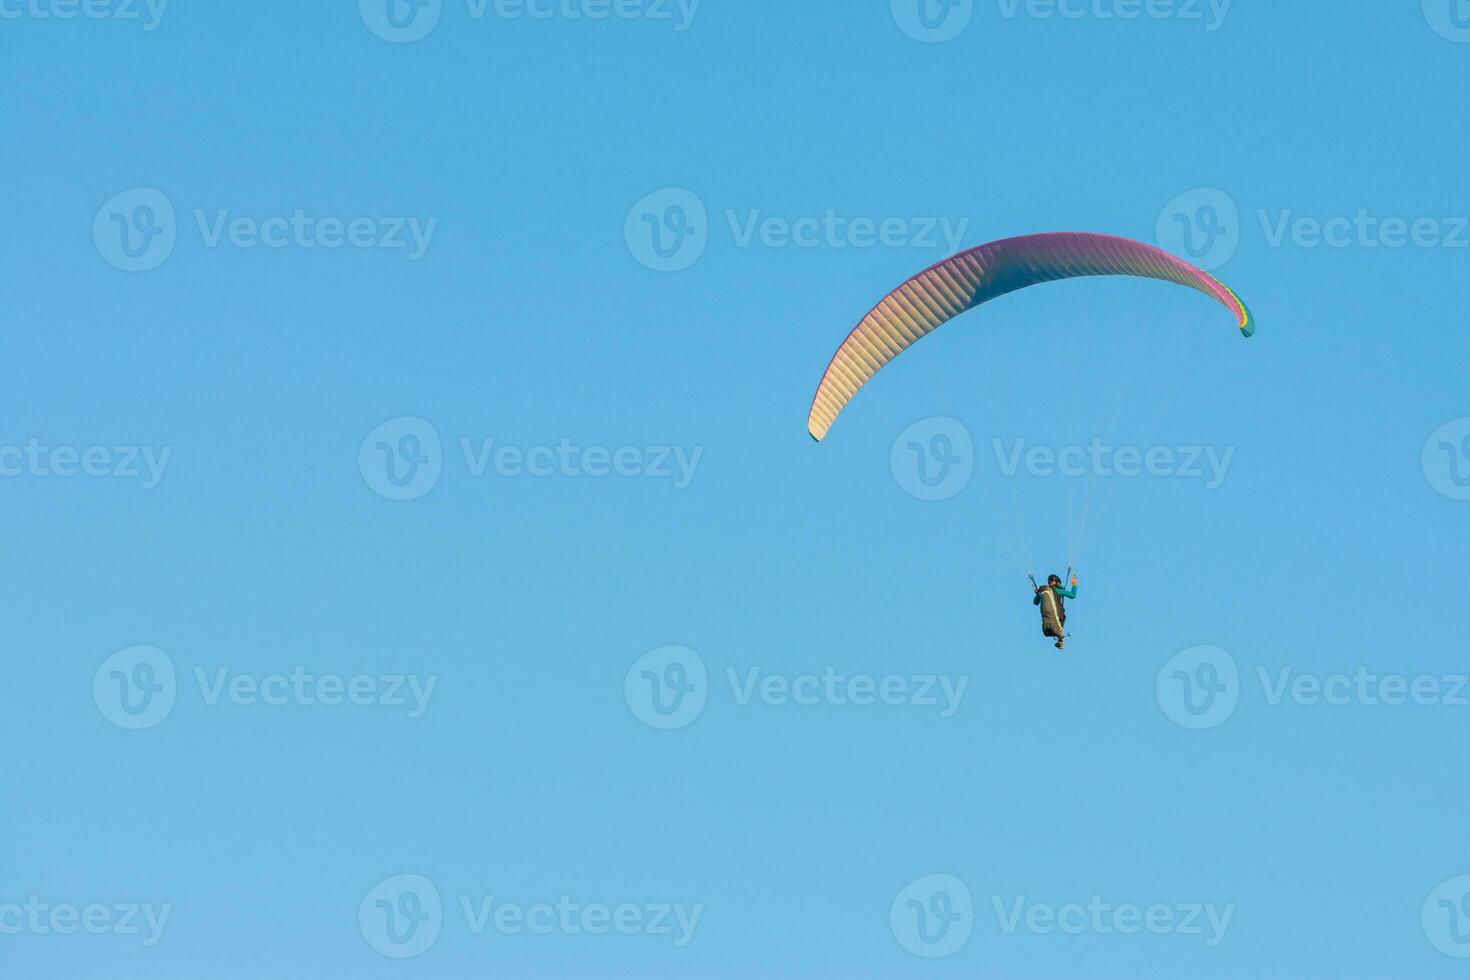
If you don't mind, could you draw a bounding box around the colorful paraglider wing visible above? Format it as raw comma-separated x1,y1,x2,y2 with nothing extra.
806,232,1253,441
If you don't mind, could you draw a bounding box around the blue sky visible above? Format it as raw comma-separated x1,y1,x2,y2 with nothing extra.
3,2,1469,977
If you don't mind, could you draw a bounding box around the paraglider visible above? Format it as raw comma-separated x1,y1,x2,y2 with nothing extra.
1030,572,1078,650
805,232,1255,644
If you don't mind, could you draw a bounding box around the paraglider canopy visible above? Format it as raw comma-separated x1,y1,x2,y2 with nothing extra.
806,232,1253,441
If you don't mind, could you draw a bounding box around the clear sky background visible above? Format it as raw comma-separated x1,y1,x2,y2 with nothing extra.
3,2,1469,977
